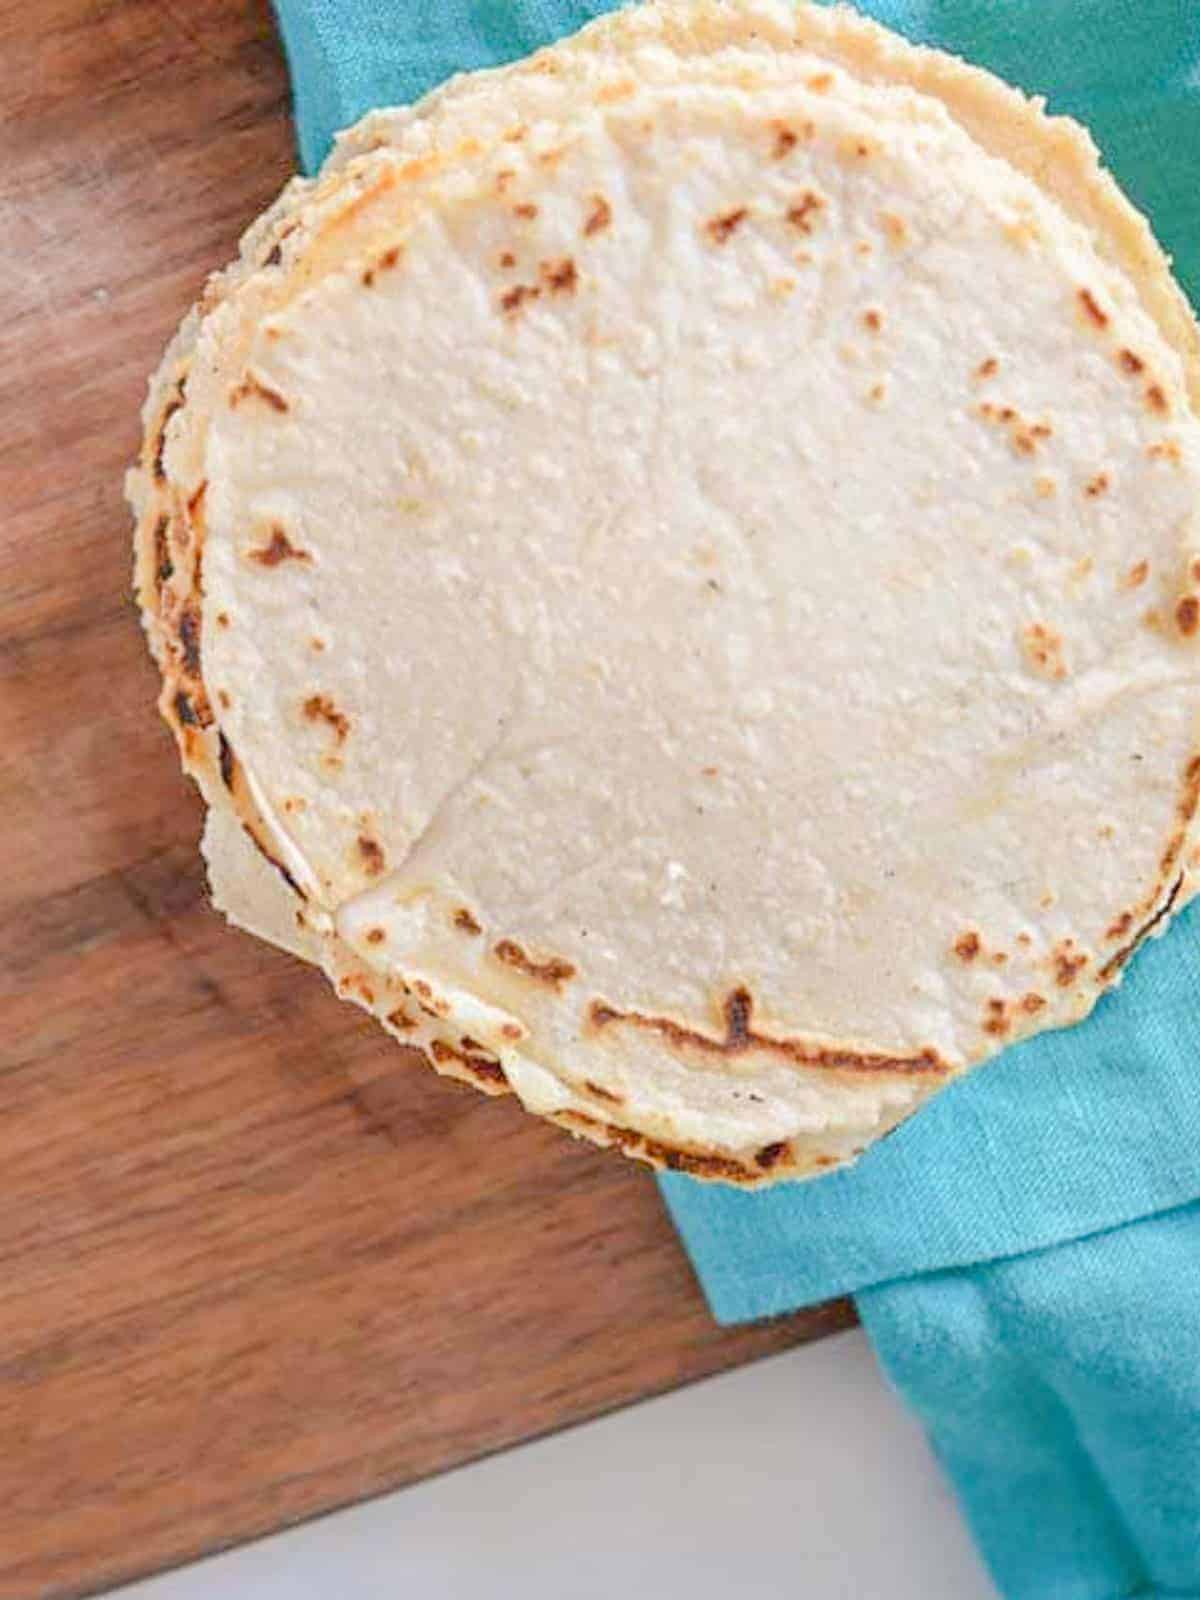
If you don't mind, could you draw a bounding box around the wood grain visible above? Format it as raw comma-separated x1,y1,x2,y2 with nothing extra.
0,5,852,1596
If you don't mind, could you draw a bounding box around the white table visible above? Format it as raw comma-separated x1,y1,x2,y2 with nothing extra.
115,1329,995,1598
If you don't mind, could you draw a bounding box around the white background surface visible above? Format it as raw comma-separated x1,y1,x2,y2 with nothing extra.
115,1328,995,1599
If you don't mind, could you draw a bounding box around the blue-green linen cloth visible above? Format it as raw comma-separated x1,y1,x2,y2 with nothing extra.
271,3,1200,1593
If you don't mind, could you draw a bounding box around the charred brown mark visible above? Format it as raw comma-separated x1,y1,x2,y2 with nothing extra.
500,283,540,316
1085,472,1110,498
494,939,577,988
589,988,948,1076
361,245,402,287
498,250,516,269
953,930,981,962
1078,288,1109,328
584,1079,624,1106
177,604,202,676
1106,910,1134,941
357,835,386,877
976,356,999,381
706,207,748,244
1148,438,1182,464
1021,993,1047,1015
263,241,283,268
1054,943,1089,987
429,1038,508,1089
153,513,173,586
771,123,798,159
755,1140,790,1171
1124,560,1150,589
862,309,883,334
453,907,482,935
229,373,290,413
1176,595,1200,637
303,693,349,743
583,194,612,236
364,927,386,945
1099,872,1184,981
218,731,236,790
786,191,824,234
151,382,186,482
1146,384,1170,415
386,1005,417,1033
554,1111,793,1183
982,998,1010,1037
1118,348,1145,376
249,525,312,567
808,70,834,92
540,257,577,294
216,611,230,628
513,202,539,220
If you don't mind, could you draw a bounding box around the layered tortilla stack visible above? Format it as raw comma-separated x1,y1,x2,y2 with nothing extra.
130,0,1200,1184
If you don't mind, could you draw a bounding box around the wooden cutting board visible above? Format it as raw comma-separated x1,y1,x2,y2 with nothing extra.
0,4,852,1596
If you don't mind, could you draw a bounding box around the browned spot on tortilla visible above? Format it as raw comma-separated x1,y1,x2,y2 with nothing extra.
1124,560,1150,589
499,1022,524,1042
303,693,349,743
216,689,231,709
1161,827,1187,876
786,191,825,233
540,257,577,294
151,382,186,482
218,731,236,790
229,372,290,413
1106,910,1134,941
583,193,612,236
216,611,230,628
496,169,516,193
1099,873,1184,981
1017,931,1033,947
1034,476,1057,499
1146,384,1170,415
1021,621,1068,681
1145,607,1163,631
975,357,999,381
1078,288,1108,328
453,907,482,935
494,939,576,988
503,124,527,141
771,123,797,159
1147,438,1182,464
248,525,312,567
1118,348,1145,375
152,513,173,587
1176,595,1200,636
178,603,202,676
500,283,540,315
357,835,385,877
707,207,748,244
513,202,539,220
386,1005,417,1032
498,250,516,269
953,930,981,963
310,637,326,652
552,1111,773,1183
879,211,908,246
263,241,283,268
1053,944,1089,987
1021,992,1047,1015
982,999,1009,1037
429,1038,508,1089
588,988,948,1076
360,244,402,287
862,308,883,334
755,1141,791,1171
364,927,386,945
1085,472,1110,498
992,951,1008,967
584,1079,624,1106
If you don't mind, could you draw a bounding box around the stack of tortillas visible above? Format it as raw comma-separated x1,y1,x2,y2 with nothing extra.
130,0,1200,1185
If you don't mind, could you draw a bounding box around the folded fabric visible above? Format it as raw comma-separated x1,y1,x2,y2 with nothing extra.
270,1,1200,1594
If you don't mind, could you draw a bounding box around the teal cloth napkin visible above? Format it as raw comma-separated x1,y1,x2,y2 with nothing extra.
271,2,1200,1594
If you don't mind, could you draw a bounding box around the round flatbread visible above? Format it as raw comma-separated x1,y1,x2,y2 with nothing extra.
132,1,1200,1183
